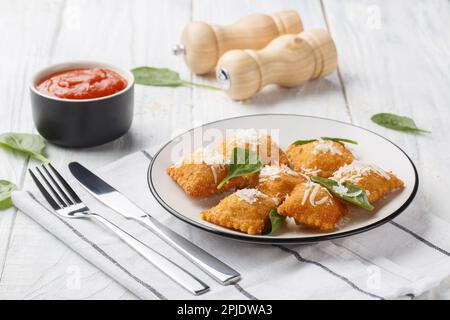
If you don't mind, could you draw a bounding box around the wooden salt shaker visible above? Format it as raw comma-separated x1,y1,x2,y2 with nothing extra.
216,29,338,100
173,10,303,75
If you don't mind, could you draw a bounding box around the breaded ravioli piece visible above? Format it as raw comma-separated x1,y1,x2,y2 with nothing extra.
278,181,348,231
167,130,287,197
167,163,258,197
257,165,307,203
200,188,278,235
286,140,354,178
331,160,404,203
220,131,289,166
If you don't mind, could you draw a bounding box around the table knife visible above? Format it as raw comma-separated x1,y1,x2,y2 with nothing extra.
68,162,240,285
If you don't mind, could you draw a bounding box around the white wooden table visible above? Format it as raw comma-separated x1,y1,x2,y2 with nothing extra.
0,0,449,299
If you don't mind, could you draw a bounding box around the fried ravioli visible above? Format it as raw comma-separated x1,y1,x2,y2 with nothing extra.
200,188,278,235
167,130,287,197
257,165,307,203
286,140,354,178
278,181,348,231
167,163,258,197
331,160,404,203
220,133,289,166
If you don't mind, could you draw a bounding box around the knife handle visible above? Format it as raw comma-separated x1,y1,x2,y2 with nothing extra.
91,214,209,295
136,215,241,285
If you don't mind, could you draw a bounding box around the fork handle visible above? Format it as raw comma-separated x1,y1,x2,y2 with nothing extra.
90,214,209,295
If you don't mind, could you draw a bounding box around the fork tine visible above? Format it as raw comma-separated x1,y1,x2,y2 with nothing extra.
35,166,68,207
42,165,75,205
48,163,82,203
29,169,62,210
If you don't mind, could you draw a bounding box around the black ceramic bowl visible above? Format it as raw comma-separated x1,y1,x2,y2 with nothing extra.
30,61,134,147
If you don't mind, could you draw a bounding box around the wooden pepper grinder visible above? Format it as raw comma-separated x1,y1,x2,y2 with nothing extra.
173,10,303,75
216,29,338,100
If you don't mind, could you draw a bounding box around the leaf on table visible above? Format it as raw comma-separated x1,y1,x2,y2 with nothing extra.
132,66,183,87
371,113,430,133
131,66,221,90
0,180,17,210
0,133,49,163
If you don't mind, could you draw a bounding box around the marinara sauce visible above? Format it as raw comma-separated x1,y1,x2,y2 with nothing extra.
36,68,127,99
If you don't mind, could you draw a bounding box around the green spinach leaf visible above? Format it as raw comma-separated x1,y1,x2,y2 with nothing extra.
371,113,430,133
320,137,358,144
291,139,317,146
217,147,262,189
132,66,221,90
292,137,357,145
311,176,374,211
266,208,286,236
0,133,48,163
0,180,17,210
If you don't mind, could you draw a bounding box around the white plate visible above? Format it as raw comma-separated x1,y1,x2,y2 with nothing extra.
148,114,418,244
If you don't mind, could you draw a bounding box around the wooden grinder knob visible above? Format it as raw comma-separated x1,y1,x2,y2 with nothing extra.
216,29,338,100
175,10,303,75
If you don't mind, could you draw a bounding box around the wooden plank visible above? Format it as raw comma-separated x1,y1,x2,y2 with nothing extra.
2,0,448,299
0,0,192,299
321,0,450,225
322,0,450,298
191,0,350,125
0,0,65,285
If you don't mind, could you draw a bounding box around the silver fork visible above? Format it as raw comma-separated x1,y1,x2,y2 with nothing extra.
29,163,209,296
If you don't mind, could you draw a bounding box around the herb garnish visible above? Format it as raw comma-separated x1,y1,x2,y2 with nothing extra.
292,137,358,145
320,137,358,144
311,176,374,211
132,66,221,90
217,147,262,189
0,133,49,163
0,180,17,210
371,113,430,133
265,208,286,236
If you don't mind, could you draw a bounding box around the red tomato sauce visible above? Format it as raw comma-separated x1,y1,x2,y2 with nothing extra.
36,68,127,99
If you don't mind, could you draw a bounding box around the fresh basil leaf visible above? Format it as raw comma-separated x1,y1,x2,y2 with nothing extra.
311,176,374,211
292,137,357,145
0,133,49,163
371,113,430,133
291,139,317,145
266,208,286,236
320,137,358,145
217,147,262,189
132,66,221,90
132,66,183,87
0,180,17,210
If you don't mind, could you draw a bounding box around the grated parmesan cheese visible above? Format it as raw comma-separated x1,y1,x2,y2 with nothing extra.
332,160,391,184
301,167,322,176
271,197,280,206
301,181,332,207
259,165,298,182
210,166,218,184
311,140,343,155
224,128,261,152
332,183,349,196
332,182,363,197
188,147,227,165
335,216,351,229
315,196,330,205
235,188,266,204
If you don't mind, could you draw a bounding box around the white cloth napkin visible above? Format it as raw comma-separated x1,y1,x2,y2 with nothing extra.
12,148,450,300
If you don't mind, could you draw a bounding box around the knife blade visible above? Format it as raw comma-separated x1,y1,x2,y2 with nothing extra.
68,161,240,285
